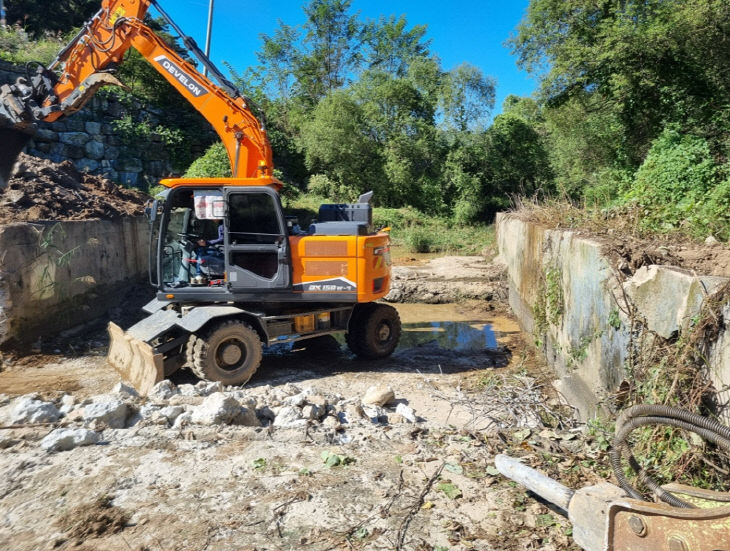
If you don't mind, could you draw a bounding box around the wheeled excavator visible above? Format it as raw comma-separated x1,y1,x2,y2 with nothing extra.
0,0,401,395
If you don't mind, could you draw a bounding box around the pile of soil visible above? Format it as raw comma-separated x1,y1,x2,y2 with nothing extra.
0,153,147,224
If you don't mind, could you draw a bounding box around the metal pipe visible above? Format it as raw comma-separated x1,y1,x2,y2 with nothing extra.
203,0,214,77
494,454,574,513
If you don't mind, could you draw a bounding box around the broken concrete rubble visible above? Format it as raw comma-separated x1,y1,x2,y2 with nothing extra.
41,428,100,452
7,396,61,425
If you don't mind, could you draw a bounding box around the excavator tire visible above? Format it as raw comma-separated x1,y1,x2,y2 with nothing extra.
188,320,262,386
346,303,401,359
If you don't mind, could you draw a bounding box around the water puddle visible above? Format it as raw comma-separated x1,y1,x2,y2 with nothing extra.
394,303,518,352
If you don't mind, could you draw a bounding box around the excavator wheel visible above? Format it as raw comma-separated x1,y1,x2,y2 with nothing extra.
188,320,263,386
346,303,401,359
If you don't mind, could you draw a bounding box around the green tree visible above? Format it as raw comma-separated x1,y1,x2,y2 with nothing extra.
362,15,430,77
511,0,730,164
439,63,495,132
6,0,97,35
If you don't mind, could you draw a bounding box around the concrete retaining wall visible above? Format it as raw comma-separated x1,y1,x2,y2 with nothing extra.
496,213,730,420
0,217,150,345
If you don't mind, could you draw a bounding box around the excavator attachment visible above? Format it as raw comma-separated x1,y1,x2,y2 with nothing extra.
107,322,165,396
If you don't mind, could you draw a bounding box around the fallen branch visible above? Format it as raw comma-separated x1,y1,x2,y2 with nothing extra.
395,462,444,550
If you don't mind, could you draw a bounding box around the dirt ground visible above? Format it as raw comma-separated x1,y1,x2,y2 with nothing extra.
0,153,147,224
0,256,594,551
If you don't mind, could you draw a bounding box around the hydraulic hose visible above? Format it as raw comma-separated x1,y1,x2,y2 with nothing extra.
609,404,730,508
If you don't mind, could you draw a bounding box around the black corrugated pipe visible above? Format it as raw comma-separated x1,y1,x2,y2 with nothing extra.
609,404,730,508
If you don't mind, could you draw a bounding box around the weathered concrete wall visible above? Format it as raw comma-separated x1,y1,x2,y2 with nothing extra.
497,213,730,420
0,217,150,345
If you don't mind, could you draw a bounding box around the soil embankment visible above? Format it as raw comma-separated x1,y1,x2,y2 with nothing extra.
0,153,147,224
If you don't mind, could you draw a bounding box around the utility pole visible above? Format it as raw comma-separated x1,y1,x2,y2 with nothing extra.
203,0,214,77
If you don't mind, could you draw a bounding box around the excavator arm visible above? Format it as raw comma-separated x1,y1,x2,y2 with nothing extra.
0,0,277,187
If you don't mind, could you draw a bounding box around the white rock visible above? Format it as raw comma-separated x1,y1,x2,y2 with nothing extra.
40,429,100,452
273,405,304,427
705,235,720,246
395,403,417,423
301,404,322,421
9,396,61,424
112,382,139,398
172,411,192,428
148,380,178,401
59,395,75,415
195,381,223,396
232,407,260,427
178,384,198,397
0,394,10,407
361,404,387,421
361,385,395,407
190,393,240,425
342,403,367,424
160,406,186,423
83,396,129,428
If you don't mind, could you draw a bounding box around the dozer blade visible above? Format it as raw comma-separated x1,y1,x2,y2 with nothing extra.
0,127,33,189
107,322,165,396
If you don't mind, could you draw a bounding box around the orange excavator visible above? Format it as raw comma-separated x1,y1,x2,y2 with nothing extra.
0,0,401,394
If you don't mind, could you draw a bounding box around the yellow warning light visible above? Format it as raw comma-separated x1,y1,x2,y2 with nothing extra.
166,294,175,299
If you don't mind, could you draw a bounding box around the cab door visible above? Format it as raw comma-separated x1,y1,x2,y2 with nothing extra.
224,187,290,290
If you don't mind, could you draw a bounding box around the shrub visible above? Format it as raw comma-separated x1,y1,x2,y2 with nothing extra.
306,174,356,202
403,227,434,253
184,142,231,178
623,128,717,233
0,27,65,65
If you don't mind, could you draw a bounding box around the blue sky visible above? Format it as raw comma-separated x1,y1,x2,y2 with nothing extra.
158,0,536,117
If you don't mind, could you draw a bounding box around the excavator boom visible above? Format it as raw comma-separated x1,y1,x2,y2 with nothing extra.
0,0,276,187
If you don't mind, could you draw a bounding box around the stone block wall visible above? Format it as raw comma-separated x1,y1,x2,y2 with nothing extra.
0,60,213,188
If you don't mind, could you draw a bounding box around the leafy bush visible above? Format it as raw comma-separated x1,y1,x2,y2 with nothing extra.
402,227,434,253
0,26,65,64
623,128,719,234
184,142,232,178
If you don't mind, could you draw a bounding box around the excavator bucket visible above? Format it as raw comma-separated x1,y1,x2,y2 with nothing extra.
107,322,165,396
0,127,32,189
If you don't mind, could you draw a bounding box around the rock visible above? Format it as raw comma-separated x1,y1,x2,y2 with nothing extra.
148,380,178,401
178,384,199,397
362,404,388,423
395,403,417,423
705,235,720,246
307,394,329,409
58,396,76,417
113,382,139,399
273,406,304,427
41,429,100,452
83,396,129,429
172,411,192,429
388,413,405,424
343,404,367,424
9,396,61,425
85,121,102,135
190,393,240,425
256,406,276,423
195,381,223,397
84,140,105,160
0,394,10,407
232,407,260,427
284,389,311,407
59,132,90,146
362,385,395,407
160,406,186,424
168,395,203,407
301,404,322,421
322,415,340,429
73,158,99,173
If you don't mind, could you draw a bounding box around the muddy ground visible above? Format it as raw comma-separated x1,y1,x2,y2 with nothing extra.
0,256,599,551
